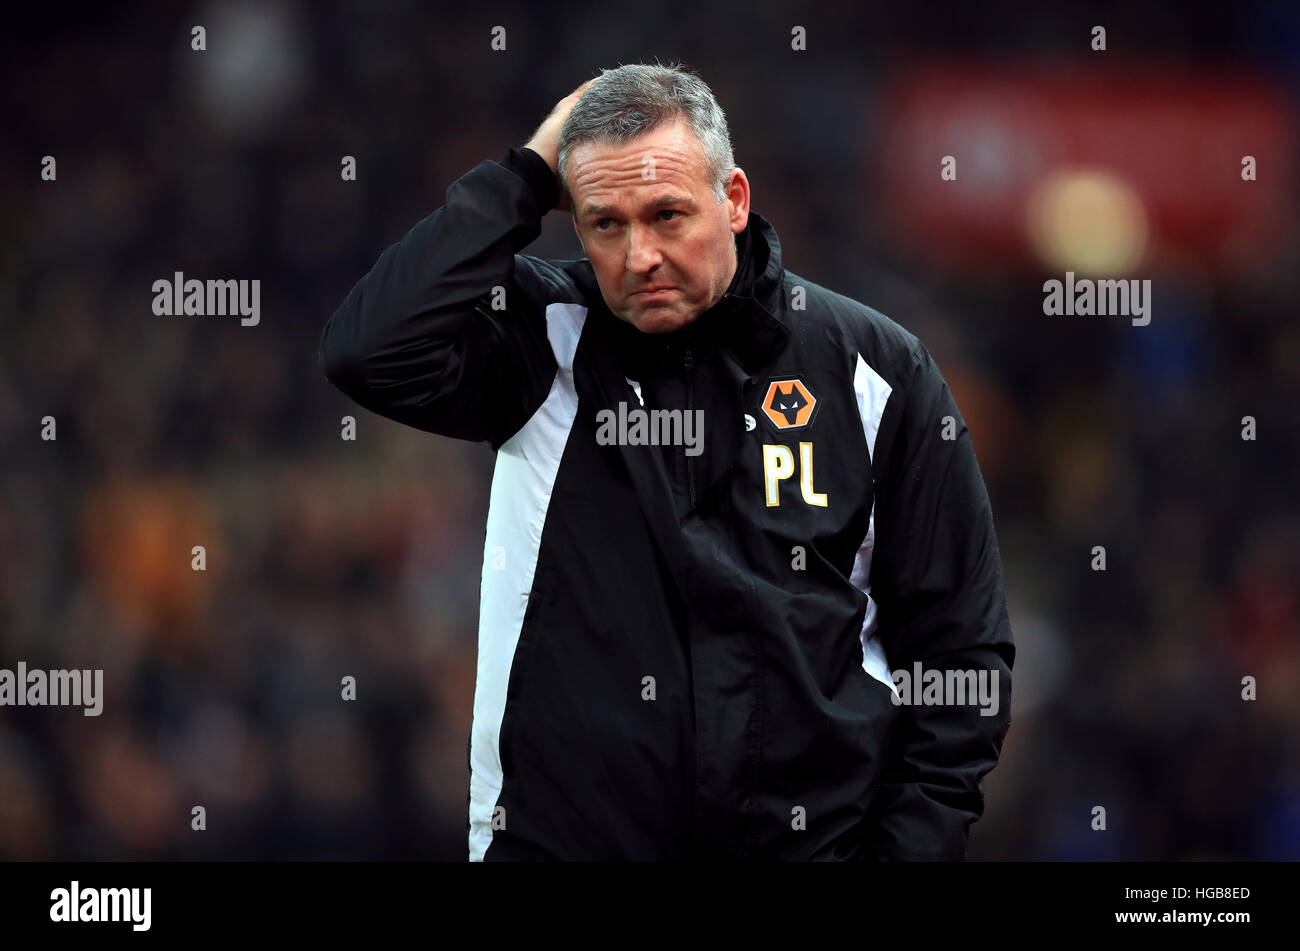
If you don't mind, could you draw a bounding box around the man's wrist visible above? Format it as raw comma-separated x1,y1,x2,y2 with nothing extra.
500,146,560,212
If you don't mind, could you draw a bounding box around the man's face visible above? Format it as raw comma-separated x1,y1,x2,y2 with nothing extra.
568,118,750,334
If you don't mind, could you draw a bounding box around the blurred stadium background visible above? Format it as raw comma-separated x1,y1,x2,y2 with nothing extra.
1,0,1298,860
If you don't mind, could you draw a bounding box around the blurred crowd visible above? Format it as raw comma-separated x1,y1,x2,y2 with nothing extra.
1,0,1297,860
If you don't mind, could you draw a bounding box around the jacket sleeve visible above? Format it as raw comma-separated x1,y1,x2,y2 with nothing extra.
319,147,563,448
862,342,1015,861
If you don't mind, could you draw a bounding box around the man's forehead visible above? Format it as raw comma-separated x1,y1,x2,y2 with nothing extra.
578,189,700,220
569,123,706,196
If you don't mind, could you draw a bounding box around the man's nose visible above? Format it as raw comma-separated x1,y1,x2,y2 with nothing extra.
624,224,663,273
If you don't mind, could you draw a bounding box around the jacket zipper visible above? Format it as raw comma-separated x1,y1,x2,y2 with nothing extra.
684,348,697,508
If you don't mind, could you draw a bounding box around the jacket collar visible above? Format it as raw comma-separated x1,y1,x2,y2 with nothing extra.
588,211,791,377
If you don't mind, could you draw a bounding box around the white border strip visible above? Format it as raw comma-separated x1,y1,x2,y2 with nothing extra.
849,352,898,698
468,302,587,861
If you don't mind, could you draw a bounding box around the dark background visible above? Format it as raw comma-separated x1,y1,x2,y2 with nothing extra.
1,0,1297,860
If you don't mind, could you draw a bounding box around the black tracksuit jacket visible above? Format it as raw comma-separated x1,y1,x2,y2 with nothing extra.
319,145,1015,861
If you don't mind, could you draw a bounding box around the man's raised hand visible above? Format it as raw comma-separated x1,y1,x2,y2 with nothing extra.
524,78,595,214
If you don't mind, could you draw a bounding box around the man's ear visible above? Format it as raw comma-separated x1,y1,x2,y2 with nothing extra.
726,167,751,233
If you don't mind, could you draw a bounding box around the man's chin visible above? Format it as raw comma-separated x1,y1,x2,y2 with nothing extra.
626,306,699,335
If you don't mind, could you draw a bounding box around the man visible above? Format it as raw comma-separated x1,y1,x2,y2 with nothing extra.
320,63,1014,861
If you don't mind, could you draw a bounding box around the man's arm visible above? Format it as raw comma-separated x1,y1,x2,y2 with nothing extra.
318,146,561,447
864,342,1015,860
319,81,594,447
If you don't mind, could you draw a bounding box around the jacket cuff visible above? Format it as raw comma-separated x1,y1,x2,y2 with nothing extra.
499,147,560,213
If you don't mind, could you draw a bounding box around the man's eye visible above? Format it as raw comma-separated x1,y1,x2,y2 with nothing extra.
658,210,678,222
595,218,611,230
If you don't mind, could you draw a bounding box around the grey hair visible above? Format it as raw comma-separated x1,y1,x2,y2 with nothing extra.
558,62,736,205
